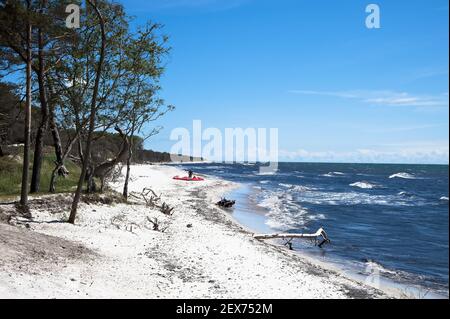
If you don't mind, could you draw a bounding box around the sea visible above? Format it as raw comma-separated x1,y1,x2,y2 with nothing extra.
173,162,449,298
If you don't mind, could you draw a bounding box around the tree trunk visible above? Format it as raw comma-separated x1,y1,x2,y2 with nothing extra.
49,132,77,193
123,138,133,200
92,126,129,182
123,148,132,200
48,107,67,176
85,127,129,194
20,10,32,207
86,162,96,193
123,122,135,200
46,78,70,193
77,135,84,163
30,26,49,193
69,0,106,224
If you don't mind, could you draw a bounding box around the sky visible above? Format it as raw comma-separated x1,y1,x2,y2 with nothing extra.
119,0,449,164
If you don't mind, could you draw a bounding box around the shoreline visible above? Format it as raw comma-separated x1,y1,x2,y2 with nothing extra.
220,184,441,299
169,162,448,299
0,164,391,298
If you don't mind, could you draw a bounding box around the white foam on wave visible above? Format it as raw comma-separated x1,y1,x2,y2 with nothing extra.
308,213,326,221
257,189,327,231
260,180,270,184
389,172,416,179
364,260,398,276
258,191,314,231
349,181,376,189
322,171,345,177
440,196,449,201
256,171,276,176
298,190,422,207
278,183,314,192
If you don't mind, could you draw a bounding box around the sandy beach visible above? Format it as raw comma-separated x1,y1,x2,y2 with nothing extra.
0,164,390,299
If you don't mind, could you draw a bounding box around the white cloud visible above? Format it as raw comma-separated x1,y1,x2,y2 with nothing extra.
279,142,449,164
289,89,449,108
366,124,444,133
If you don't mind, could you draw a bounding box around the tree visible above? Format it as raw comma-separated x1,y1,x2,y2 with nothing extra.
110,22,174,199
51,3,171,199
0,0,73,193
69,0,107,224
48,0,130,194
20,0,32,207
2,0,173,222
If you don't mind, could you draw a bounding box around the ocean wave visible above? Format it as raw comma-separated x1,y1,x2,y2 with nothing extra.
363,259,398,276
257,191,326,231
349,181,377,189
389,172,416,179
260,180,270,184
308,213,326,221
398,191,414,197
265,183,420,207
297,191,422,207
322,171,345,177
255,171,276,176
362,259,448,297
440,196,449,201
278,183,314,192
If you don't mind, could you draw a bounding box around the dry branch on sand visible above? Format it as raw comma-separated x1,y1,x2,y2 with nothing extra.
146,216,168,232
130,187,174,216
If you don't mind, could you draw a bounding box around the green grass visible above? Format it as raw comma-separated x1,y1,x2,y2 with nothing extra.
0,152,81,197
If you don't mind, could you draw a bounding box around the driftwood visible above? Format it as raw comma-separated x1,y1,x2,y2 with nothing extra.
160,202,174,216
130,187,174,216
146,217,168,232
254,227,331,248
217,198,236,208
130,187,161,207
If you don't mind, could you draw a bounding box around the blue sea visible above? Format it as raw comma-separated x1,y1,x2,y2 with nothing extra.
174,162,449,298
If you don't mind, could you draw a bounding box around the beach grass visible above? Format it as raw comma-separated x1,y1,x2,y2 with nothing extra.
0,152,81,196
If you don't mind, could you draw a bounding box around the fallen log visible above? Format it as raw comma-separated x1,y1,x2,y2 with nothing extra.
216,198,236,208
253,227,330,248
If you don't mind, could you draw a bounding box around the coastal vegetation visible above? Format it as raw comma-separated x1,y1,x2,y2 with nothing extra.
0,0,174,220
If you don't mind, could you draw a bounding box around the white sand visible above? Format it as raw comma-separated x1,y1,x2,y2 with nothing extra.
0,164,388,299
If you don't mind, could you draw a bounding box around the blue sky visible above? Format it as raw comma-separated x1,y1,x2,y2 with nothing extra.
120,0,449,164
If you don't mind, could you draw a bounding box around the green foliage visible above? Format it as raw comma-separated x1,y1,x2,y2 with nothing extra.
0,0,174,201
0,152,81,196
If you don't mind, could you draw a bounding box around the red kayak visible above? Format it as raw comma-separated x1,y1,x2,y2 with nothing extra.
173,176,204,181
